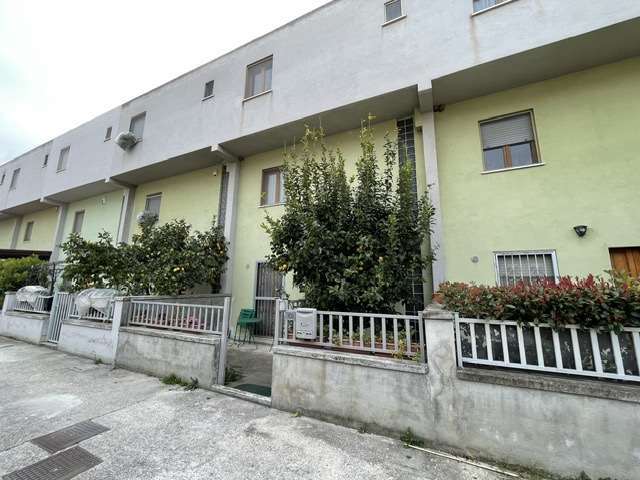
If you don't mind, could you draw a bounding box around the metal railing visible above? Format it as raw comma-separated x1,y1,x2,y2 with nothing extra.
127,300,225,334
276,301,425,360
13,295,53,315
69,299,115,323
455,315,640,383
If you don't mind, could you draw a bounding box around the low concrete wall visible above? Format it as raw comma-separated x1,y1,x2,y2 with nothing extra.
0,312,48,344
57,319,114,364
116,327,221,387
272,310,640,479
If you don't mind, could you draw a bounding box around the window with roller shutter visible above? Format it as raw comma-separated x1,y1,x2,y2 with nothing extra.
479,111,539,172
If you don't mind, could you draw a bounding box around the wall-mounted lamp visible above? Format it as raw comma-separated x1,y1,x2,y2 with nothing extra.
573,225,588,238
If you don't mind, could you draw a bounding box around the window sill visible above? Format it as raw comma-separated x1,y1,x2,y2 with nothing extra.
56,169,66,174
258,202,286,209
471,0,517,17
481,162,544,175
243,89,273,103
381,14,407,27
104,138,111,142
202,94,215,102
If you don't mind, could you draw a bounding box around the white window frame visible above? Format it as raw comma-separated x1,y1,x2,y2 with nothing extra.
383,0,406,26
129,112,146,140
203,80,215,100
9,168,20,190
72,210,85,235
244,56,273,100
145,193,162,216
57,146,70,173
23,221,34,242
472,0,517,16
105,126,112,141
0,171,4,185
494,250,559,286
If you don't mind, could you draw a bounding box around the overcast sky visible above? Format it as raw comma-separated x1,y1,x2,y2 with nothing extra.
0,0,330,164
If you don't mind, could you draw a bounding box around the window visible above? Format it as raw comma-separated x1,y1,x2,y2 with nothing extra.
145,193,162,216
9,168,20,190
203,80,215,99
105,126,112,141
57,146,70,172
473,0,511,13
260,167,285,206
245,56,273,99
72,210,85,234
480,111,539,172
129,112,146,139
1,172,5,185
43,154,49,167
23,221,34,242
384,0,403,23
495,251,558,286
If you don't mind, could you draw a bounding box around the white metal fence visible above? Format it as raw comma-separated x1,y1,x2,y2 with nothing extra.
275,301,425,360
13,296,53,314
126,300,225,334
455,316,640,383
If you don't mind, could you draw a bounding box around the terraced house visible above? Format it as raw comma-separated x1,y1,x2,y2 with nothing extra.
1,0,639,330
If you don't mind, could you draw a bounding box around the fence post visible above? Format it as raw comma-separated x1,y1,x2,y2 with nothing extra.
110,297,128,367
418,310,426,363
216,296,231,385
273,299,282,349
2,292,16,314
423,305,457,376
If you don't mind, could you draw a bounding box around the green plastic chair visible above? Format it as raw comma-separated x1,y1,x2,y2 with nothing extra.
233,308,262,344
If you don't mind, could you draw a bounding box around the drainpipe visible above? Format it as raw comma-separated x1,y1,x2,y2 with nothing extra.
41,197,68,264
105,178,137,244
212,145,240,296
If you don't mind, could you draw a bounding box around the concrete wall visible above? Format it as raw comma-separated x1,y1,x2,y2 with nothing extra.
0,218,17,248
271,310,640,479
116,327,220,387
0,312,48,344
435,57,640,283
61,190,124,245
14,207,58,251
57,319,114,364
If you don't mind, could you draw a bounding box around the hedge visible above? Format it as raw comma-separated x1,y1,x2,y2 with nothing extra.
438,273,640,332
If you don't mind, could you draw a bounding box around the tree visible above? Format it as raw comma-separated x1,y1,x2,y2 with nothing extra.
264,121,435,313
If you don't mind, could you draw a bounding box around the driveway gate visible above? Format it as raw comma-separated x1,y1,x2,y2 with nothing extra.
47,292,73,343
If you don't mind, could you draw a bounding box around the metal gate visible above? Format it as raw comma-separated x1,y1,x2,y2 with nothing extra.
254,262,284,337
47,292,73,343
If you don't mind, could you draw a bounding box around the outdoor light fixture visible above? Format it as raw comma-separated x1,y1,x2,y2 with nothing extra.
573,225,588,238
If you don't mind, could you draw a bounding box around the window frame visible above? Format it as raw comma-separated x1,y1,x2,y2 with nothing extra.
260,167,285,207
244,56,273,100
43,154,49,167
72,210,85,235
472,0,517,15
203,80,215,100
479,110,541,173
494,250,559,287
23,221,34,242
0,172,4,185
383,0,405,25
145,192,162,216
57,146,70,173
9,168,20,190
129,112,147,140
105,126,112,141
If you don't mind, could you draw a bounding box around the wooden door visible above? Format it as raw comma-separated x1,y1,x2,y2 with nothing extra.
609,247,640,277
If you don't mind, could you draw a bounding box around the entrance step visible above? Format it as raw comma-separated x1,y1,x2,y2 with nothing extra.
40,341,58,350
209,384,271,407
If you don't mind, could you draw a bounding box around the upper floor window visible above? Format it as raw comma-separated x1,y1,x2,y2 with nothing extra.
245,56,273,99
203,80,215,99
473,0,511,14
57,146,70,172
480,111,539,172
9,168,20,190
1,172,5,185
260,167,285,206
72,210,85,234
105,126,112,141
384,0,404,23
495,251,558,286
145,193,162,216
129,112,146,140
43,154,49,167
23,221,34,242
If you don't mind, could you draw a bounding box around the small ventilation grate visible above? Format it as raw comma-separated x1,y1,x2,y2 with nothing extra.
31,421,109,454
2,447,101,480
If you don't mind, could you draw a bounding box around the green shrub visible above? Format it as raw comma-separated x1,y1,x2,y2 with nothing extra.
0,256,48,301
439,272,640,332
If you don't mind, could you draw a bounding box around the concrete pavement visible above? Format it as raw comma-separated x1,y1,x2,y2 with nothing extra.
0,337,514,479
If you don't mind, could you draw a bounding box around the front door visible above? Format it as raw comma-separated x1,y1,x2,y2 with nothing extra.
254,261,284,337
610,247,640,277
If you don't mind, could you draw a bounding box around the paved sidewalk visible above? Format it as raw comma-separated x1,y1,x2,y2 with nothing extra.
0,337,514,479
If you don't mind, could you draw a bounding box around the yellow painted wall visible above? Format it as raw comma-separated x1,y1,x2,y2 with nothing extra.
0,218,17,249
61,191,125,247
15,207,58,251
231,119,424,324
435,57,640,284
129,166,222,238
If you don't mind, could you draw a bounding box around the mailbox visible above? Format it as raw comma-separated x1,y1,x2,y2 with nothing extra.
294,308,317,340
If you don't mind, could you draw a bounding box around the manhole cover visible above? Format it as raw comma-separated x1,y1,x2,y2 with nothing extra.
3,446,101,480
31,421,109,454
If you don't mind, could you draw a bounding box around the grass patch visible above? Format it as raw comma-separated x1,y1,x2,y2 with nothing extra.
161,374,199,390
400,428,424,447
224,366,242,385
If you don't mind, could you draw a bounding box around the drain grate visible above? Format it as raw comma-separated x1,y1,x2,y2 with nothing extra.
2,447,101,480
31,421,109,454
